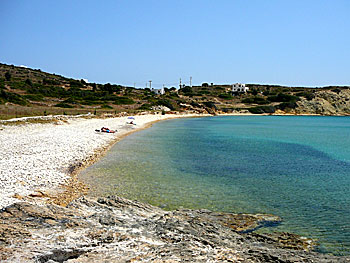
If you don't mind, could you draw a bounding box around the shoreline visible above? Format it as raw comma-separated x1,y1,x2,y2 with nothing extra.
1,112,349,209
2,113,350,261
0,113,210,209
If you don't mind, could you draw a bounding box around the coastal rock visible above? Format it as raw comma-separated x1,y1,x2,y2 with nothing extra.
296,89,350,115
1,196,348,262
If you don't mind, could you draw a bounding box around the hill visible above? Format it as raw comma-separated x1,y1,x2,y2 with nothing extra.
1,63,350,119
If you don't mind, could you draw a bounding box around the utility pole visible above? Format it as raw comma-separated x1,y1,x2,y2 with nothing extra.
149,80,152,90
190,76,192,87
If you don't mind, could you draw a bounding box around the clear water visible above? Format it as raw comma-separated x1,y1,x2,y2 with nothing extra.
80,116,350,255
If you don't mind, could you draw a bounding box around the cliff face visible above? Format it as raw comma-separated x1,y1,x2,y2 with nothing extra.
1,196,348,262
296,89,350,115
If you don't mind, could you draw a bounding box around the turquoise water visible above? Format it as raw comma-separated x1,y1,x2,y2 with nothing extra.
80,116,350,255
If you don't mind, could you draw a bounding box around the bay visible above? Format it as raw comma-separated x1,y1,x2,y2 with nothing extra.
80,116,350,255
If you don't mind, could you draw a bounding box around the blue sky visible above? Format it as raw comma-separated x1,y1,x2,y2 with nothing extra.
1,0,349,88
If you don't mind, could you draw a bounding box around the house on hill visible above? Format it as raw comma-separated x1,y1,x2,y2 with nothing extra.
151,88,165,95
232,83,249,93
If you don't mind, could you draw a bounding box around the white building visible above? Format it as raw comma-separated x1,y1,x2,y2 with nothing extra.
232,83,249,93
151,88,165,95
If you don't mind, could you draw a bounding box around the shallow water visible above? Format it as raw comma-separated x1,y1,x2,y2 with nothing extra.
80,116,350,255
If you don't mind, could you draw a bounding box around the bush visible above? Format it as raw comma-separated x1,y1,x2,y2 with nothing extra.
69,79,83,88
219,93,233,100
43,78,60,85
23,94,44,101
5,72,11,81
0,90,27,105
9,81,26,90
203,101,217,109
332,88,342,94
190,101,201,108
55,102,74,108
113,96,134,105
197,90,210,95
180,86,193,94
248,105,275,114
295,91,315,101
138,103,152,110
277,102,297,110
155,99,176,110
25,78,33,86
242,97,270,104
101,104,113,109
268,93,299,103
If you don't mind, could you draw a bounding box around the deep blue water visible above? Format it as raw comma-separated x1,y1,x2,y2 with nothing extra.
80,116,350,255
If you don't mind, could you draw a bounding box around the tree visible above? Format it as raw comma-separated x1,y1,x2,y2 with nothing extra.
25,78,33,86
5,72,11,81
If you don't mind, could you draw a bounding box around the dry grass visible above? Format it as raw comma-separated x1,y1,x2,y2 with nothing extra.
0,104,140,120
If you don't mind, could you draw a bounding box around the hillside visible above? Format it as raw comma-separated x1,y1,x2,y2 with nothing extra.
1,63,350,119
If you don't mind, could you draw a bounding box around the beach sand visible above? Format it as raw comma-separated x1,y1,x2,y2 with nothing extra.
0,113,209,209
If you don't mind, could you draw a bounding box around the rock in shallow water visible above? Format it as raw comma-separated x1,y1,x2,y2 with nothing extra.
0,195,349,262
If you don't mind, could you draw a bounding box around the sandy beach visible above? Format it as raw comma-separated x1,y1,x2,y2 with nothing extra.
0,113,209,209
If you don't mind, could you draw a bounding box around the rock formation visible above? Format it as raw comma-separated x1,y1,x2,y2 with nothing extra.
1,196,349,262
296,89,350,115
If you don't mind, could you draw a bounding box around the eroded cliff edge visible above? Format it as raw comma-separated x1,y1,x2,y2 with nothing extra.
1,196,349,262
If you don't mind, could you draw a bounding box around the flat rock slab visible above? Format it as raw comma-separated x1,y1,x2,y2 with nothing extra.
1,195,349,262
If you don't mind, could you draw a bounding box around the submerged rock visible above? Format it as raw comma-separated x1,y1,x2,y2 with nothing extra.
0,195,349,262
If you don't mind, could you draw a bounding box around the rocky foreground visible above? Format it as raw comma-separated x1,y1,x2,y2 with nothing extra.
1,195,349,262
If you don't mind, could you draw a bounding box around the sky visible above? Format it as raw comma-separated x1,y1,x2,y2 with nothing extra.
1,0,349,88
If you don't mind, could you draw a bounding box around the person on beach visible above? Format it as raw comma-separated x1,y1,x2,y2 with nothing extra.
100,127,115,133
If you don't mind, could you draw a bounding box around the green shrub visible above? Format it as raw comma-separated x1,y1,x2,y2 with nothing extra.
43,78,60,85
23,94,44,101
190,101,201,108
268,93,299,103
0,90,27,105
215,86,225,91
138,103,152,110
332,88,342,94
114,96,134,105
101,104,113,109
69,79,83,88
9,81,26,90
277,102,297,110
203,101,217,109
25,78,33,86
5,72,11,81
179,86,193,94
82,100,100,105
248,105,275,114
295,91,315,101
242,97,270,104
155,99,176,110
219,93,233,100
55,102,74,108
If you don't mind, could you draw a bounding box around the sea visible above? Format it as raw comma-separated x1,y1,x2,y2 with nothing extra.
80,116,350,255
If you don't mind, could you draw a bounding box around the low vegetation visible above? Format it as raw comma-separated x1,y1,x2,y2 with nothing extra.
0,63,349,119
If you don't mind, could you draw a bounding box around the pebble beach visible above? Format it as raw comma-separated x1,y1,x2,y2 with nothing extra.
0,113,205,209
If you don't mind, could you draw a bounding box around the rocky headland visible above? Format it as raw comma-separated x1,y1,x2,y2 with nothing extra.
295,89,350,115
1,195,349,262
